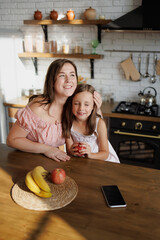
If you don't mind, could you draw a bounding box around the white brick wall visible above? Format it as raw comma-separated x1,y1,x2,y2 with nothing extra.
1,0,160,104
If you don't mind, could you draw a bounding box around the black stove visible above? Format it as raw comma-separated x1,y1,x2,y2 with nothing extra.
112,101,159,117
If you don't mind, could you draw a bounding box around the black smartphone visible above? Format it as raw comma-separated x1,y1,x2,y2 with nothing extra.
101,185,127,208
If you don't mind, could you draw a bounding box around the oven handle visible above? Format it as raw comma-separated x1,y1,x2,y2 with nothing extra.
114,130,160,139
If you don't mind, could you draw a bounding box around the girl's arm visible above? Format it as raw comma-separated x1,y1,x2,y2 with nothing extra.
78,118,109,160
7,122,70,162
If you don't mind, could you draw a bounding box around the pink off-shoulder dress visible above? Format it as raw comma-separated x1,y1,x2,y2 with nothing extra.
15,105,65,147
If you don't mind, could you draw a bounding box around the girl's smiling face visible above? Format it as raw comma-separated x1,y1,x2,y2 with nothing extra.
72,91,94,121
54,63,77,98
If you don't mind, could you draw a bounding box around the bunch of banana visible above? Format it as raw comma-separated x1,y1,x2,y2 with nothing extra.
25,166,52,198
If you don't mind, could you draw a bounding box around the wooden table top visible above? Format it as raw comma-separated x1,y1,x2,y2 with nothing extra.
0,143,160,240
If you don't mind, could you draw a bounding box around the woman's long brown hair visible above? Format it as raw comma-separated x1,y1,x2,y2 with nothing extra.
29,59,78,105
62,84,100,138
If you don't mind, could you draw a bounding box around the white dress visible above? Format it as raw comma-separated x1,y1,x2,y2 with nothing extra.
71,118,120,163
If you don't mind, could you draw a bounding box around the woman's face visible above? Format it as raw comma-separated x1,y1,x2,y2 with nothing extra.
54,63,77,98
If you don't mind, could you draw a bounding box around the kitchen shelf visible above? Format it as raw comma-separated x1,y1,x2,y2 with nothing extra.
18,52,104,78
24,19,111,43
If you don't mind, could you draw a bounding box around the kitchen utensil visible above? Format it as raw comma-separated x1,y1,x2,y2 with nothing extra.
150,54,157,83
138,86,157,107
143,54,150,78
138,53,142,80
120,57,140,81
156,59,160,75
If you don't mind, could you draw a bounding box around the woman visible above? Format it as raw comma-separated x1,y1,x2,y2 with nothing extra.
7,59,102,162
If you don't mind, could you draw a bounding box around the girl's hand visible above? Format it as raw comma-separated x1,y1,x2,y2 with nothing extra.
94,91,102,110
44,147,70,162
69,142,80,156
77,142,91,158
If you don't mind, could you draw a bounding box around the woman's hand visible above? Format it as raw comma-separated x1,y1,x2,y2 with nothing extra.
44,146,70,162
77,142,91,158
69,142,80,156
94,91,102,110
94,91,103,117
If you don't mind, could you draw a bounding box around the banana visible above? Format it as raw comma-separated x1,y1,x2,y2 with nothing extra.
32,166,51,193
35,190,52,198
25,171,41,194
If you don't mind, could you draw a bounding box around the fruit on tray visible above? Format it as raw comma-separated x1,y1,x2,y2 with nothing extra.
51,168,66,185
34,190,52,198
32,166,51,193
25,171,41,194
25,166,52,198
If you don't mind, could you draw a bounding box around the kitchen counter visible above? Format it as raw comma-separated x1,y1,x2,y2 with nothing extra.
4,97,160,122
4,96,29,108
0,143,160,240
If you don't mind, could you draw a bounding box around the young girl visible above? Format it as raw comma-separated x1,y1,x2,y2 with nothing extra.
62,84,119,163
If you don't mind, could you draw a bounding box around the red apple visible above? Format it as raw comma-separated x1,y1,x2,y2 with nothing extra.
51,168,66,184
77,143,86,153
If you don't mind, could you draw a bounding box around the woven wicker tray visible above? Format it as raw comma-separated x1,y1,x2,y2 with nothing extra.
11,176,78,211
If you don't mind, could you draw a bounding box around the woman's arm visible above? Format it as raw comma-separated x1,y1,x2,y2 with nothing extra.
78,119,109,160
7,122,70,162
65,137,80,156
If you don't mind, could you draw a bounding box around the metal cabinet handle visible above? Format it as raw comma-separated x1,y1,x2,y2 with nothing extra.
114,130,160,139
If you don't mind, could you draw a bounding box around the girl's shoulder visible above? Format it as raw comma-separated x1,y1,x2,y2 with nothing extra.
97,117,107,131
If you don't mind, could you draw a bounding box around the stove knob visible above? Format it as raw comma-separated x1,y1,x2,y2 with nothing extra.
121,122,126,127
135,122,142,130
152,125,156,130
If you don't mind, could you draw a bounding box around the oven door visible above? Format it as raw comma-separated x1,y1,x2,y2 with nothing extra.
109,129,160,169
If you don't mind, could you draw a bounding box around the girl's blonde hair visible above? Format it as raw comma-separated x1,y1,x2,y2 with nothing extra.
62,84,100,138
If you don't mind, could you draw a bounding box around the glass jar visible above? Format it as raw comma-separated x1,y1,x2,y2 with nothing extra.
49,40,57,53
62,38,69,54
74,41,83,54
35,32,44,53
24,34,33,52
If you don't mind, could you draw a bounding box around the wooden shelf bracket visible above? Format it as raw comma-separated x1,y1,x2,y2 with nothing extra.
97,24,102,43
41,25,48,42
90,59,94,79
